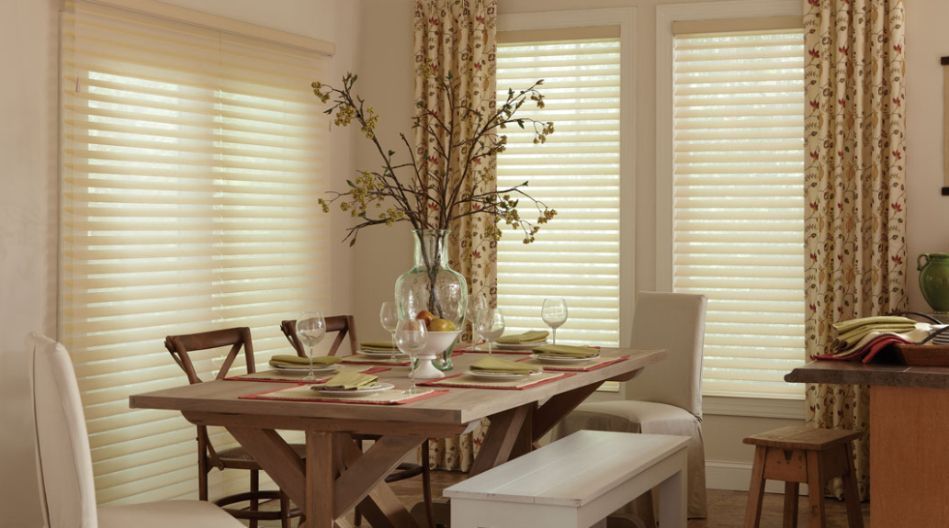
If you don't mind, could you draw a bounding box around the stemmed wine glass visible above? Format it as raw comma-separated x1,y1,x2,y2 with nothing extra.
379,301,399,347
541,298,568,345
476,309,506,354
296,312,327,381
395,319,428,394
469,292,489,346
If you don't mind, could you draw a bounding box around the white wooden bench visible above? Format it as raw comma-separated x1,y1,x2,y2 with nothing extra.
444,430,689,528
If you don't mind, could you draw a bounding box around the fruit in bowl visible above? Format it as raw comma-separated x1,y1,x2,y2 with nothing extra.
428,318,457,331
415,310,435,325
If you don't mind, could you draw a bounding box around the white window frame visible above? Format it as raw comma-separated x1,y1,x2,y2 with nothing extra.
656,0,805,419
497,6,637,349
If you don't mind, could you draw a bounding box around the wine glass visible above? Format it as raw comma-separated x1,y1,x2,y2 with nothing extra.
395,319,428,394
296,312,327,381
476,309,506,354
541,298,568,345
469,292,490,346
379,301,399,347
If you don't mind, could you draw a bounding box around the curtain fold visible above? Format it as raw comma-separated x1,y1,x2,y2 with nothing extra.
414,0,497,472
802,0,907,500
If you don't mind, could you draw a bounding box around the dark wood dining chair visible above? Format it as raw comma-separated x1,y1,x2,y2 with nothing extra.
280,316,435,528
164,327,301,528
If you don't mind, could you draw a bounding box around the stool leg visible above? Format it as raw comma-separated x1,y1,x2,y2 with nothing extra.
783,482,799,528
280,491,290,528
805,451,826,528
250,469,259,528
841,443,864,528
657,453,687,528
743,446,767,528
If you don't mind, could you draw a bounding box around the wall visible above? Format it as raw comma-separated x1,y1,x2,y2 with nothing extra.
906,0,949,312
0,0,359,524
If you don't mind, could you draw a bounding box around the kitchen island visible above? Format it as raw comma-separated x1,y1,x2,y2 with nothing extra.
785,361,949,527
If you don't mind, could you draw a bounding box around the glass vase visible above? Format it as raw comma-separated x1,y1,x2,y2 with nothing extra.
394,229,467,373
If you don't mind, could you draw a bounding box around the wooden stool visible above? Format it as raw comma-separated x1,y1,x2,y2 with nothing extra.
742,425,863,528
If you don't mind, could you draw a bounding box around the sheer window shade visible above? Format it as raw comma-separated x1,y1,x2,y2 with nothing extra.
496,37,621,346
672,30,805,399
61,1,328,503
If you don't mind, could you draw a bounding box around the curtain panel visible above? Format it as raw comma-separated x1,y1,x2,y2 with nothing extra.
802,0,907,499
414,0,498,472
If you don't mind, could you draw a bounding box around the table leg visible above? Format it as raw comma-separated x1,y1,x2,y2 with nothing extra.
469,405,530,476
307,431,336,528
531,381,604,443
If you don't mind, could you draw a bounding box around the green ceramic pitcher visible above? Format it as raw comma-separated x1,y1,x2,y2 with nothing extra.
918,253,949,313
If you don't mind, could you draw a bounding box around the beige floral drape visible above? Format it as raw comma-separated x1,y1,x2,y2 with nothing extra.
803,0,907,500
414,0,497,471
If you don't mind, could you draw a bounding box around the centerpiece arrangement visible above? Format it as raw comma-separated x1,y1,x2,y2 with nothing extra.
312,72,556,376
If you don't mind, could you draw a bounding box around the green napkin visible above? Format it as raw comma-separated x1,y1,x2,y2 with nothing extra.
532,345,599,358
496,330,549,345
832,316,917,334
470,357,538,374
360,340,399,350
321,371,378,390
269,354,341,366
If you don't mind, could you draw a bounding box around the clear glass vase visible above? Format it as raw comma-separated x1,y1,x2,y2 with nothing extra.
394,229,467,372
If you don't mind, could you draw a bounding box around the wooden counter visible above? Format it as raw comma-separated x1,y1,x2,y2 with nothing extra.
786,361,949,527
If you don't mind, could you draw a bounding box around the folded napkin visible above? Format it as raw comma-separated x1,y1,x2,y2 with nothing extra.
532,344,599,358
321,371,378,390
269,354,341,366
470,357,538,374
496,330,549,345
360,340,399,350
832,315,917,334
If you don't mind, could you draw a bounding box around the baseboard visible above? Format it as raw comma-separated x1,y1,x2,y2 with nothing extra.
706,460,808,495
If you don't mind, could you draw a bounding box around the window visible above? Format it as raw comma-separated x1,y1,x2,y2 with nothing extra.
671,28,806,399
495,33,623,347
60,1,328,502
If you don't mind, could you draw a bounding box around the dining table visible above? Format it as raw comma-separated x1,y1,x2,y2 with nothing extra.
130,347,665,528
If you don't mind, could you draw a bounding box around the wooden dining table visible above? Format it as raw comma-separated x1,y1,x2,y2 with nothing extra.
130,348,665,528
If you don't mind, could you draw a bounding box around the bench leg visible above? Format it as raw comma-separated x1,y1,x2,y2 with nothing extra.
783,482,799,528
806,451,826,528
656,454,687,528
743,446,767,528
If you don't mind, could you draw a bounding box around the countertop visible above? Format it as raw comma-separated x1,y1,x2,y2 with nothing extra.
785,360,949,389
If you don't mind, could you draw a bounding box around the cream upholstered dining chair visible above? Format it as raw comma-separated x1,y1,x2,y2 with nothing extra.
29,332,242,528
556,291,708,520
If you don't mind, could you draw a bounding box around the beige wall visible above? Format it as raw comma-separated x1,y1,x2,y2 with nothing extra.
0,0,359,524
906,0,949,312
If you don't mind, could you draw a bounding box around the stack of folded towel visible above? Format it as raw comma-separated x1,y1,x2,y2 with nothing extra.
813,316,948,363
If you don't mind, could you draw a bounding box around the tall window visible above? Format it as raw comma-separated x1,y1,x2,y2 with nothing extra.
60,2,328,502
495,34,622,346
671,28,805,399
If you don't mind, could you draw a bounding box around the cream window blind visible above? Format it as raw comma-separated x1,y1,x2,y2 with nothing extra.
496,37,621,346
672,30,805,399
60,1,328,503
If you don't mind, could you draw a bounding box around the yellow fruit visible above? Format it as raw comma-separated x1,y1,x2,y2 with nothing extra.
428,318,456,331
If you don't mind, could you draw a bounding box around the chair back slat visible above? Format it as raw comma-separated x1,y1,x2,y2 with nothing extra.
164,327,255,384
280,315,359,357
30,332,98,528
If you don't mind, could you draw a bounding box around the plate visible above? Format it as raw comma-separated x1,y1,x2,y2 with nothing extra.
314,382,395,397
359,348,408,358
270,364,339,374
532,353,599,364
466,369,540,381
487,340,548,350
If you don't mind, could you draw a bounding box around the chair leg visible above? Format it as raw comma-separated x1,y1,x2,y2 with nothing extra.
354,438,364,527
422,440,435,528
841,444,864,528
250,469,259,528
783,482,799,528
743,446,767,528
806,451,826,528
197,454,209,502
280,491,291,528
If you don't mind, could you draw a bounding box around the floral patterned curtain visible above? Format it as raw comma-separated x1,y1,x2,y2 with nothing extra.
803,0,907,499
414,0,497,472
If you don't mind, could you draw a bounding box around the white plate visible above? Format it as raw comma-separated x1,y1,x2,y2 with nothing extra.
358,349,408,358
532,353,599,364
487,340,548,350
270,364,339,374
466,369,540,381
314,382,395,397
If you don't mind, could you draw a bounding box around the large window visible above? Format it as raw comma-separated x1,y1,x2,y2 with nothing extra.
60,1,328,502
671,27,805,399
495,32,623,346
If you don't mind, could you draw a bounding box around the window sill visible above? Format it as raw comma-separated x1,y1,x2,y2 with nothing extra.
703,395,805,420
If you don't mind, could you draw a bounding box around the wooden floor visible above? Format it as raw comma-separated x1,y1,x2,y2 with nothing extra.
252,469,870,527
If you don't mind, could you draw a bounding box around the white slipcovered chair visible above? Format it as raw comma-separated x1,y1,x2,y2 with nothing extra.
29,332,243,528
556,291,708,520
